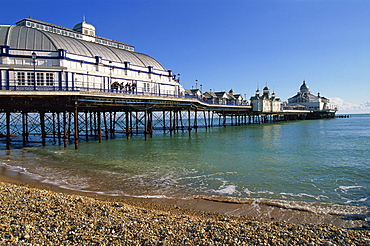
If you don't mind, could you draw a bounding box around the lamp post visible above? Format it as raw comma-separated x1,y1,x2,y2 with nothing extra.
31,52,36,91
109,61,113,92
86,71,89,91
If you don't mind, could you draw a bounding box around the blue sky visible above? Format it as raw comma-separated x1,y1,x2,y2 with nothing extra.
2,0,370,109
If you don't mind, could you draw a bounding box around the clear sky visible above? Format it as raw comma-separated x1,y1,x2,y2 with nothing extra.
1,0,370,110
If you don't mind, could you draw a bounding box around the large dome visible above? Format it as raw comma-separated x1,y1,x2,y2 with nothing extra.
0,25,166,71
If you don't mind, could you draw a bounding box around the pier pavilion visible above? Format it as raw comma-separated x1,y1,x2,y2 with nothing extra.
285,81,337,111
0,18,336,149
0,18,183,95
250,86,281,113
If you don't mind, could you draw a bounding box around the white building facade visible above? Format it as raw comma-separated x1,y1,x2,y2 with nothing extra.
0,18,184,96
250,86,281,112
286,81,334,111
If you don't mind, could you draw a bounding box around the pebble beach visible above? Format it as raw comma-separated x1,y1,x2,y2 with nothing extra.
1,180,369,245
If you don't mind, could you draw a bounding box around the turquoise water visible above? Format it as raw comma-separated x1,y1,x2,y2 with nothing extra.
1,114,369,215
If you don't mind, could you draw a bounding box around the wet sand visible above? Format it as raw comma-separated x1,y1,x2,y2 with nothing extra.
0,174,369,245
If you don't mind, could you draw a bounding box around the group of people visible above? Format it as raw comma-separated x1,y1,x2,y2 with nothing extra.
111,81,136,92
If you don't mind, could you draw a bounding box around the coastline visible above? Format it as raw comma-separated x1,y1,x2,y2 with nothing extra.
0,177,369,245
0,172,368,230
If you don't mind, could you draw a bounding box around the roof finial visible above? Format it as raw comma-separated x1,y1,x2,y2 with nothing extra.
83,15,86,22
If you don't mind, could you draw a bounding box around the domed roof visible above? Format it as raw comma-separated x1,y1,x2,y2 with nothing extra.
73,21,96,32
300,80,310,93
0,25,166,71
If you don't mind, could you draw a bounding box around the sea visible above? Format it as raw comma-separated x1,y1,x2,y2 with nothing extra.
1,114,369,217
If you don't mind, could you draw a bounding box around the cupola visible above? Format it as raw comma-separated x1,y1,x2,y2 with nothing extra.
263,86,270,97
300,80,310,94
73,21,96,36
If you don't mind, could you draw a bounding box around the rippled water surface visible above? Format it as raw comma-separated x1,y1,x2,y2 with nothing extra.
1,114,369,214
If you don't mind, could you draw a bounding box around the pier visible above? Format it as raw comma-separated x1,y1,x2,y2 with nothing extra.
0,89,336,150
335,115,350,118
0,18,337,150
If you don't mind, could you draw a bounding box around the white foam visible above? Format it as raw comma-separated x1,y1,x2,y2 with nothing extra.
256,190,274,195
244,188,252,196
130,195,170,199
214,185,237,195
280,192,328,201
339,185,363,191
345,197,368,204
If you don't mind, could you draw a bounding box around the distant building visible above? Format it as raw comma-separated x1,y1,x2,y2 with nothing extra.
185,88,203,99
286,81,332,111
202,89,247,105
0,18,184,95
228,89,244,105
250,86,281,112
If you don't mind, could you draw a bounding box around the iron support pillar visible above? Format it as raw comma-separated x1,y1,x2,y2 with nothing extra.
194,109,198,132
187,109,192,136
40,111,46,146
63,112,68,148
74,104,79,149
6,110,11,150
97,112,102,143
22,111,28,147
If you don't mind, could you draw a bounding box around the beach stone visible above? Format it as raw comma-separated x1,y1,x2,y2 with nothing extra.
0,181,370,245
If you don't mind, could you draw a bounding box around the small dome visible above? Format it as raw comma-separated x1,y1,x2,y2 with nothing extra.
263,86,269,91
73,21,96,36
300,80,309,93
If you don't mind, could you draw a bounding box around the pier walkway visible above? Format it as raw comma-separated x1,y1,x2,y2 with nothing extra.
0,90,336,149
